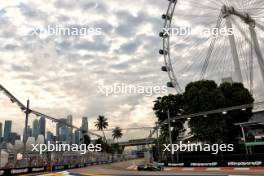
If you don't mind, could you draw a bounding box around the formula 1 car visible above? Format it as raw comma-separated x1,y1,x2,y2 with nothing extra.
137,163,164,171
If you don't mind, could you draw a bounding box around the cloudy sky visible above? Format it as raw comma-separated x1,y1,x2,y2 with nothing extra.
0,0,263,140
0,0,172,140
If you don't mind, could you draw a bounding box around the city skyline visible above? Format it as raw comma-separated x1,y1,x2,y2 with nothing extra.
0,114,89,145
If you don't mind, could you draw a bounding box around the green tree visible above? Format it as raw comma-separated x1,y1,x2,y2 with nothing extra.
112,126,123,142
95,137,111,152
219,82,254,143
95,115,108,141
94,138,123,154
184,80,226,143
185,80,254,144
153,94,186,142
110,143,123,154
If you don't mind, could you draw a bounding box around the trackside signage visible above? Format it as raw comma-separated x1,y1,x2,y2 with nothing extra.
0,167,46,175
0,161,115,175
164,161,264,167
228,161,263,166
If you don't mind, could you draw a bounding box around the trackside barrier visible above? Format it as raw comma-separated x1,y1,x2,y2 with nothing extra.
158,161,264,167
0,160,115,175
0,166,46,175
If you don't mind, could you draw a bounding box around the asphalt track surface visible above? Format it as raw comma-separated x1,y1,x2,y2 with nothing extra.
23,159,264,176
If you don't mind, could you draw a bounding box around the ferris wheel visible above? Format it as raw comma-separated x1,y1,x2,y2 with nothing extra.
159,0,264,99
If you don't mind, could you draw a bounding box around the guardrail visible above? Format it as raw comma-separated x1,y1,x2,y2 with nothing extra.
0,160,116,175
158,160,264,167
0,151,137,175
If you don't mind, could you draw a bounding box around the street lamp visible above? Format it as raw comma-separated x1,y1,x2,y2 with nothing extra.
155,122,160,162
23,100,30,161
167,109,175,163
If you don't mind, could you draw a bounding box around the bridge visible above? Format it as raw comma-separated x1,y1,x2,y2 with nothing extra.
118,138,155,147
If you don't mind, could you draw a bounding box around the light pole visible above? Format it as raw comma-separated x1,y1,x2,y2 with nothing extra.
23,99,30,165
23,100,30,144
155,122,160,162
167,109,174,163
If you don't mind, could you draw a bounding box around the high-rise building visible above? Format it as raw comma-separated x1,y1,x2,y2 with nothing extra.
67,115,73,143
39,116,46,138
60,126,68,142
32,119,39,139
0,122,2,142
81,117,88,132
56,119,62,139
56,118,67,141
80,117,88,144
67,115,72,125
10,132,20,145
28,126,32,137
74,130,80,145
3,120,12,142
23,125,32,142
47,131,54,143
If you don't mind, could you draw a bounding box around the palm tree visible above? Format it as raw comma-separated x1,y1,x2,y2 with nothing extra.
112,126,123,143
95,115,108,141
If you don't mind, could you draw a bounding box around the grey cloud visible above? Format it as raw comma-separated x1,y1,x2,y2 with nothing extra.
54,0,106,12
0,9,6,16
2,44,19,50
74,38,110,52
17,3,48,20
115,11,148,37
11,65,30,72
119,42,139,54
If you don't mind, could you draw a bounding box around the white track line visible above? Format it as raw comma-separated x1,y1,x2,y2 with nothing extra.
206,168,221,171
233,167,250,170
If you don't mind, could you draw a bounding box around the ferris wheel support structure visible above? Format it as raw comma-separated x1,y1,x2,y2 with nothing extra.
225,16,243,82
222,5,264,86
249,24,264,85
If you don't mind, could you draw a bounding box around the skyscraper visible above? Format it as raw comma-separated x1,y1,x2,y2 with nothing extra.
47,131,54,143
67,115,72,125
67,115,73,143
74,130,80,145
3,120,12,142
23,125,32,142
10,132,20,145
56,118,67,141
81,117,88,132
32,119,39,139
28,126,32,137
39,116,46,138
80,117,88,144
60,125,68,142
